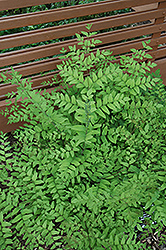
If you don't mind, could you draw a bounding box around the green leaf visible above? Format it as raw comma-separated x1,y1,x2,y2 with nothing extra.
75,33,81,40
0,212,3,223
81,31,89,36
96,108,106,119
144,54,153,59
71,95,76,104
68,105,77,114
12,214,22,223
64,103,72,111
23,214,33,221
101,75,108,83
77,100,85,108
60,158,72,168
134,86,140,94
32,172,37,182
75,132,86,146
3,233,13,238
121,87,129,92
101,105,110,115
140,84,146,91
145,82,152,88
71,125,86,132
107,103,117,112
27,168,32,176
102,126,108,135
15,220,24,230
108,135,117,144
46,107,54,116
75,114,86,123
144,124,149,133
115,235,119,245
96,79,104,87
126,79,135,87
142,41,146,48
76,108,86,115
4,239,13,245
145,200,152,210
137,224,143,231
92,72,98,82
55,216,64,222
86,132,93,141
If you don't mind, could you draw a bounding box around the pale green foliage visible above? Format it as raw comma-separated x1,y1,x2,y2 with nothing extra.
0,24,166,250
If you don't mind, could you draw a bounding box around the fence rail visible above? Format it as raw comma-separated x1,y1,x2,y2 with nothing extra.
0,0,166,132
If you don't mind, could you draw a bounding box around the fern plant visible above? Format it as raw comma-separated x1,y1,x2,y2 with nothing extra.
0,24,166,250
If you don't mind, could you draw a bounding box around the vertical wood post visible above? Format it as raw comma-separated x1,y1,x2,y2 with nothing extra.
151,1,166,60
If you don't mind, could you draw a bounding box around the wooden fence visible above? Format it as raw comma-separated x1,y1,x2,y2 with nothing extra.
0,0,166,132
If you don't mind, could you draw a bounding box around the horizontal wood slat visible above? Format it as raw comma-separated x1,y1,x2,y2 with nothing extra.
0,41,69,68
1,18,166,50
1,35,166,100
0,72,59,101
0,1,165,31
100,35,166,57
1,32,166,73
0,67,91,101
1,8,166,67
151,45,166,59
0,0,66,12
0,58,59,77
1,22,166,78
1,0,166,12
